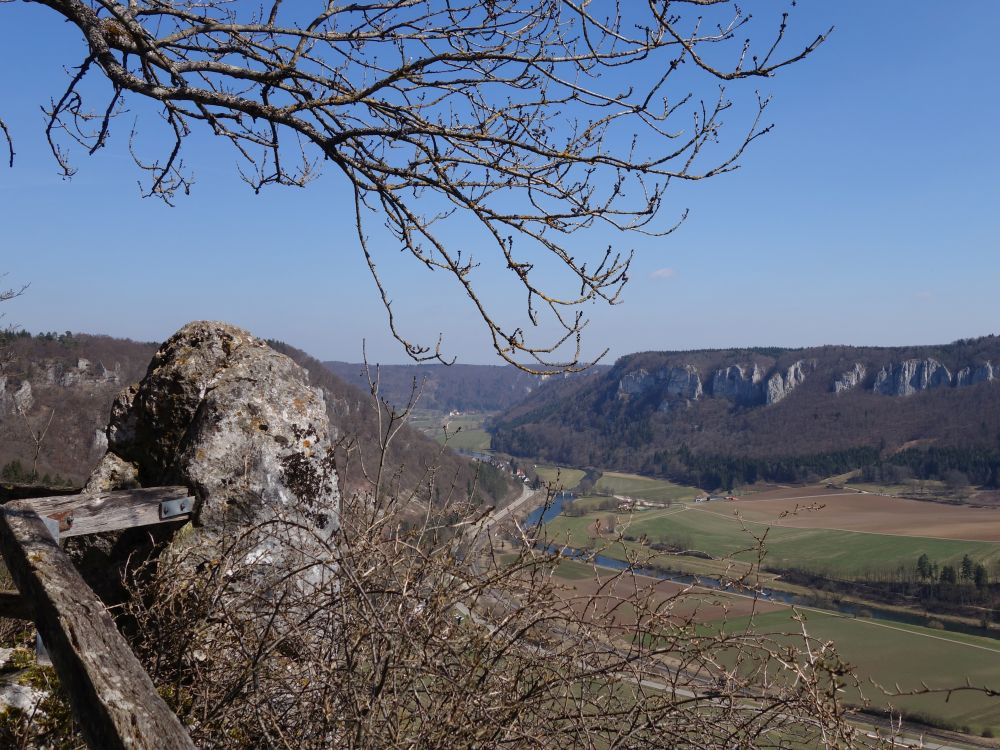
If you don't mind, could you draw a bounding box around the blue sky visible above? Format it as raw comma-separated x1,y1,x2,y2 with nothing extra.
1,2,998,365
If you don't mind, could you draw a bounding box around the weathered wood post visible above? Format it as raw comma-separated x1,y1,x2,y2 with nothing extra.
0,488,197,750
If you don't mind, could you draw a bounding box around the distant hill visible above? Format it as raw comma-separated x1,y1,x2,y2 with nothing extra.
0,330,515,507
0,331,158,484
490,337,1000,489
276,345,515,503
324,361,608,413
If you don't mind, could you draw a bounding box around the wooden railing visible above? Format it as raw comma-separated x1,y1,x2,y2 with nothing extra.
0,487,197,750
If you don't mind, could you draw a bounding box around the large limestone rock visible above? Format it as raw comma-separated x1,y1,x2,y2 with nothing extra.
873,358,951,396
711,364,764,405
833,362,866,394
765,360,810,405
616,365,702,411
662,365,703,400
954,361,994,387
87,321,340,581
617,368,654,398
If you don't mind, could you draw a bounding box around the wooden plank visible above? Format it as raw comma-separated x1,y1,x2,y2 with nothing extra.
0,501,196,750
20,486,193,538
0,589,33,620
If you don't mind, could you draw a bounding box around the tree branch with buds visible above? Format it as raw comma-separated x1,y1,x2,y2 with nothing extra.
4,0,829,370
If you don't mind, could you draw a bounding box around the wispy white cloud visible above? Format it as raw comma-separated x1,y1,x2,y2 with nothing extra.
650,267,677,280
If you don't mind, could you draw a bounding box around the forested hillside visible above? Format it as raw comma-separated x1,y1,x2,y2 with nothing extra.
0,331,157,484
279,346,515,503
0,331,514,506
491,337,1000,489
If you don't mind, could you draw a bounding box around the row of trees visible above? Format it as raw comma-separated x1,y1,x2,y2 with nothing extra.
0,329,75,344
780,553,1000,622
560,497,618,517
882,447,1000,488
917,553,990,589
651,445,881,491
498,421,1000,493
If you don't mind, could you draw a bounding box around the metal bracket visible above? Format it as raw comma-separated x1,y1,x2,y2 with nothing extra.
38,515,59,665
159,496,194,521
41,515,61,542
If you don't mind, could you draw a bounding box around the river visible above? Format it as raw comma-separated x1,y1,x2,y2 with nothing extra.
525,493,997,639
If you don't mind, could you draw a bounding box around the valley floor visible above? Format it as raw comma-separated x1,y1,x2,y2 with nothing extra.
512,471,1000,739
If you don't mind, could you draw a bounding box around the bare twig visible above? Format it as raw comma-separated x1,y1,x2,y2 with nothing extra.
7,1,829,371
16,404,56,478
115,387,893,749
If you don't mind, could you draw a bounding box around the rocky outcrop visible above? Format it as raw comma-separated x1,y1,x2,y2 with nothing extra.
617,368,654,398
84,451,137,493
42,358,121,388
765,360,810,405
873,359,951,396
711,364,765,405
0,377,35,416
662,365,703,400
833,363,867,394
13,381,33,413
615,354,996,408
954,362,994,387
617,365,703,403
0,378,34,415
88,321,340,587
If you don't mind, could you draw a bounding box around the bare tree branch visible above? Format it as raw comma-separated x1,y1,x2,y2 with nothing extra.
5,1,830,370
0,114,13,168
16,403,56,478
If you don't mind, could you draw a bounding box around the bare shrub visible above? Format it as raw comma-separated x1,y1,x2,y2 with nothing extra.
117,386,888,749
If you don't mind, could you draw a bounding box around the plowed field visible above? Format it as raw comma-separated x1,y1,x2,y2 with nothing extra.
704,485,1000,541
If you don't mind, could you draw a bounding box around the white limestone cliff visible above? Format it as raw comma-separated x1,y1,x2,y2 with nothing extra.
873,359,951,396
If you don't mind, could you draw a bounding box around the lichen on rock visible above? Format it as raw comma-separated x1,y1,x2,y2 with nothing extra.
87,321,340,583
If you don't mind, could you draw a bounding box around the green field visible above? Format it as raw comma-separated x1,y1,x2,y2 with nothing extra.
408,410,494,452
440,425,492,451
720,608,1000,734
564,495,619,513
439,413,492,451
594,472,702,503
407,409,444,433
543,505,1000,578
534,465,586,491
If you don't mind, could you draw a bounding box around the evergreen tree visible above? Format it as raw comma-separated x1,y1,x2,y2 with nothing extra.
940,565,958,585
916,553,933,580
974,564,990,590
961,554,975,582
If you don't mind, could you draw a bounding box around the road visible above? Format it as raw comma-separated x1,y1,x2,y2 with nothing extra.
487,484,544,527
468,484,544,553
458,489,981,750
